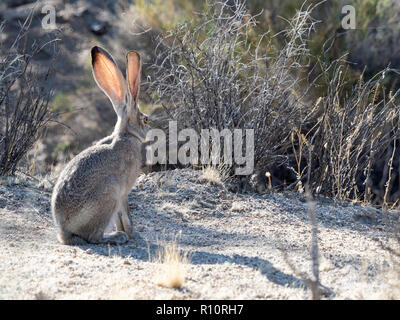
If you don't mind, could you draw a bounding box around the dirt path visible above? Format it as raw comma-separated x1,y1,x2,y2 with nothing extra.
0,169,399,299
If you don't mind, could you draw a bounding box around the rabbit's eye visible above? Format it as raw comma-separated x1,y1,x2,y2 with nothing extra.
142,116,148,124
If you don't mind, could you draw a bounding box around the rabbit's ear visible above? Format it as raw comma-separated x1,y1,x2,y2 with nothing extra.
91,46,127,110
126,50,141,105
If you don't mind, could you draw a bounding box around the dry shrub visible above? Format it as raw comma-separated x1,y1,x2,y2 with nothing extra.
200,166,222,185
148,0,317,178
200,164,232,185
301,59,400,205
153,240,189,289
148,0,400,207
0,13,59,176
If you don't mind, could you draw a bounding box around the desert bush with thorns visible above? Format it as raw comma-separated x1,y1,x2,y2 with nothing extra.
0,15,58,176
148,0,400,207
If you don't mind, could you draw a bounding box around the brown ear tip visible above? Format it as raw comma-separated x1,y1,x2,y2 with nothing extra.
91,46,100,55
91,46,101,64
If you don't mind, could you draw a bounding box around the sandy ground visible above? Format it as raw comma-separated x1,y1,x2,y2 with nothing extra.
0,169,399,300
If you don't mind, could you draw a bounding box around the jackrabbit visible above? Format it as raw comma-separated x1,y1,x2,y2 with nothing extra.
51,46,148,245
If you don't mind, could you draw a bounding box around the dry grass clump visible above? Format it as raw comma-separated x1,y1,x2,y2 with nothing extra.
153,240,189,289
200,166,223,185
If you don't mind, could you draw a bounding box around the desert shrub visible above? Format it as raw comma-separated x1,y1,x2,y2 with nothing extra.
148,0,317,177
0,14,58,176
139,0,400,91
298,59,400,204
147,0,400,206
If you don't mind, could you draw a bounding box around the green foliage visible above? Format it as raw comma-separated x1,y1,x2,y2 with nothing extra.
51,141,72,159
51,92,74,113
135,0,205,31
354,0,392,33
138,0,395,93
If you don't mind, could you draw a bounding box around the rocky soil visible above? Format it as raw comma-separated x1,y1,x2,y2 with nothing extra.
0,168,399,300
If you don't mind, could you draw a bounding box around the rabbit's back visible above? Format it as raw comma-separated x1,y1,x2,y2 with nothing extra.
52,138,141,229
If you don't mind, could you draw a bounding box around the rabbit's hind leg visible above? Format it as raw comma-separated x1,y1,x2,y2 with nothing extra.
83,197,128,245
57,229,88,245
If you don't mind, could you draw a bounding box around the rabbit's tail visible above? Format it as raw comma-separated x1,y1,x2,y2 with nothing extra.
57,229,88,245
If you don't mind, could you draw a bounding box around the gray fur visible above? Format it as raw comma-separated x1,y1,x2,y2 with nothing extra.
51,47,148,245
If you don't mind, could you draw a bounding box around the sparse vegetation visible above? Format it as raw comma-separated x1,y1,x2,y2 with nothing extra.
2,0,400,301
51,141,73,160
0,13,59,176
200,166,223,185
147,0,400,208
149,0,315,182
51,92,74,113
152,239,189,289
